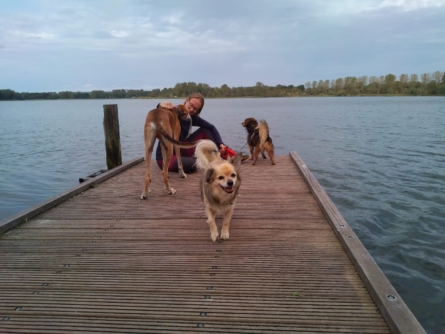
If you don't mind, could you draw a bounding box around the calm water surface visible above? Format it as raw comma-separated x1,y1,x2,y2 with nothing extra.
0,97,444,333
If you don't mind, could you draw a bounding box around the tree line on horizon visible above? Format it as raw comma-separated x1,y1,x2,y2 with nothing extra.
1,71,444,101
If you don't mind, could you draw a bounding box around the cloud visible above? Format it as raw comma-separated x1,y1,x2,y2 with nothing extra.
0,0,444,92
12,30,56,40
378,0,445,11
110,30,129,38
160,13,183,25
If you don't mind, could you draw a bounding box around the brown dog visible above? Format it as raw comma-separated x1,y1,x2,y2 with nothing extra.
141,105,196,199
241,118,276,165
195,140,242,242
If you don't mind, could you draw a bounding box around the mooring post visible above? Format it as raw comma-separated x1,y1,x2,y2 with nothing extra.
103,104,122,170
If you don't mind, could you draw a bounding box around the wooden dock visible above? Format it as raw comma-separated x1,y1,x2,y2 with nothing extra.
0,154,425,333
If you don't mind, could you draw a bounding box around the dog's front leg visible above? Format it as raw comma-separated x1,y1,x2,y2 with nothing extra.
205,206,219,242
261,148,267,159
220,205,234,240
249,145,254,160
252,148,260,165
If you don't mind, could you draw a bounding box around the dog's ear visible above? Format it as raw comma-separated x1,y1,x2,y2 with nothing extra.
205,168,215,183
229,152,243,166
176,104,191,120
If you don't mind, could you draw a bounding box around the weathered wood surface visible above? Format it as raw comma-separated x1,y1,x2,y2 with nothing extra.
0,155,419,333
103,104,122,170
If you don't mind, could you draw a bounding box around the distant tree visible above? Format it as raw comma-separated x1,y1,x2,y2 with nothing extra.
220,84,231,97
385,74,396,84
253,82,265,96
197,83,211,96
426,80,438,94
90,90,107,99
148,89,161,98
296,85,305,91
344,76,357,94
366,82,380,94
384,74,396,94
334,78,344,91
59,91,75,99
74,92,90,99
47,92,58,100
111,89,126,98
323,80,330,90
369,76,379,84
357,76,368,86
399,74,409,85
433,71,443,84
421,73,430,85
5,72,445,100
161,87,173,97
0,89,21,100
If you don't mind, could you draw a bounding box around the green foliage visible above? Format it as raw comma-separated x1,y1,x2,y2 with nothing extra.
1,70,444,100
304,70,445,96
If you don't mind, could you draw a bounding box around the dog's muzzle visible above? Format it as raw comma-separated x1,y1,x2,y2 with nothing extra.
220,180,234,193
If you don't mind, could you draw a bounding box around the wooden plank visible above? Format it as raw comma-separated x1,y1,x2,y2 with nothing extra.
0,155,420,333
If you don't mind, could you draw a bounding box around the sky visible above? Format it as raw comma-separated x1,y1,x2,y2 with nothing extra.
1,0,444,93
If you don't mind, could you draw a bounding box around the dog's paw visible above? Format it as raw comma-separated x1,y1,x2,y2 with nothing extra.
210,230,219,242
179,171,187,179
221,229,230,240
168,188,177,195
141,189,151,199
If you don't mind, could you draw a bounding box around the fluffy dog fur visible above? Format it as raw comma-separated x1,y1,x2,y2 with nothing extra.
195,140,242,242
241,118,276,165
141,105,197,199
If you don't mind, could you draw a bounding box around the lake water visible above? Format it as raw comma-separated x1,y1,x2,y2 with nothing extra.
0,97,444,333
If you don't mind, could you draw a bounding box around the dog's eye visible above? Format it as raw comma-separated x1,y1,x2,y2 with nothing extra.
218,176,224,180
231,173,236,178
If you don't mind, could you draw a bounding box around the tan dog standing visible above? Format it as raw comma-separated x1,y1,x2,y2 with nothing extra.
195,140,242,242
141,105,196,199
241,118,276,165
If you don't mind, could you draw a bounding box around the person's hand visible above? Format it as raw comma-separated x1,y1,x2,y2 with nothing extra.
219,144,227,155
159,102,175,110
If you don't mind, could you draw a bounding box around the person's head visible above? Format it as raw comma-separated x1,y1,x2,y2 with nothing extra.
184,93,204,116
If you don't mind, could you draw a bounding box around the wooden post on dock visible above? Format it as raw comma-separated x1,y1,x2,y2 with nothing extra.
103,104,122,170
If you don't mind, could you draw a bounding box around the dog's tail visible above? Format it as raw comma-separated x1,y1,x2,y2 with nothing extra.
195,139,220,169
158,127,197,148
258,120,270,149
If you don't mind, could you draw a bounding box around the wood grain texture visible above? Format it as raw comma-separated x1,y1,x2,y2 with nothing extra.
0,155,402,333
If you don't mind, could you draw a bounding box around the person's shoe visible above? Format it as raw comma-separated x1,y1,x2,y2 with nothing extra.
241,155,249,162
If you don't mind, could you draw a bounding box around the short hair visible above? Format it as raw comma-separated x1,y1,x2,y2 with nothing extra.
186,93,205,115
